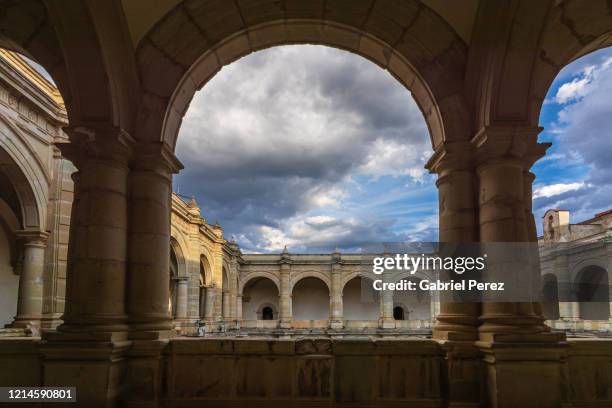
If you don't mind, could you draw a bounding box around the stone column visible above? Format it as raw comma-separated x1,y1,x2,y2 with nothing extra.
127,143,182,339
204,285,216,324
12,230,49,332
379,286,395,329
41,127,133,408
222,290,230,321
426,142,480,340
55,129,132,334
279,251,292,329
175,277,189,321
330,252,343,329
474,128,567,408
474,131,552,340
236,294,243,328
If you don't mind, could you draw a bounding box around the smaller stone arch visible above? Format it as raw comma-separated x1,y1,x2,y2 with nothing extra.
169,236,187,278
241,276,279,323
256,303,278,320
292,276,330,322
239,272,280,295
290,271,331,293
342,275,380,321
199,252,214,286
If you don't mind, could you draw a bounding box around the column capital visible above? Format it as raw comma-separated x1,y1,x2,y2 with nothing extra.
131,142,184,175
471,124,550,168
58,125,134,166
15,230,49,246
426,141,475,176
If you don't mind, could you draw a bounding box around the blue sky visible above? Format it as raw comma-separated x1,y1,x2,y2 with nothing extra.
174,45,612,253
532,47,612,229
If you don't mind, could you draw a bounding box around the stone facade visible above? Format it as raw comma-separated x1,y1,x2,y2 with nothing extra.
0,50,73,335
540,209,612,332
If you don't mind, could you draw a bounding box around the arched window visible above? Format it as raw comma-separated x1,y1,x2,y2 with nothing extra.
262,307,274,320
393,306,405,321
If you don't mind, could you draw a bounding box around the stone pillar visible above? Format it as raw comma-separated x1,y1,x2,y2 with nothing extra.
330,252,343,329
127,143,182,339
426,142,480,340
236,294,243,328
279,251,292,329
55,129,132,333
12,230,49,333
474,128,568,408
204,285,216,327
379,286,395,329
222,290,230,321
41,127,133,407
477,157,544,339
175,277,189,321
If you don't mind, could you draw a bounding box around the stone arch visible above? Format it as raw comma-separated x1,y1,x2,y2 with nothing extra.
290,271,331,293
135,1,470,151
169,236,187,278
256,302,278,320
239,272,280,295
342,275,380,321
0,1,138,132
292,276,330,321
574,265,610,321
0,112,48,231
199,250,214,286
241,276,279,322
542,273,560,320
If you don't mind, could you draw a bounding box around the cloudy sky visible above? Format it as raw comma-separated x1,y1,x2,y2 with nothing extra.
174,46,436,253
174,44,612,253
533,47,612,227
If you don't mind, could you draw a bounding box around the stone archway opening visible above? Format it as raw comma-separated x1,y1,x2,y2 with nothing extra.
343,276,379,326
241,277,279,326
292,277,329,325
576,265,609,321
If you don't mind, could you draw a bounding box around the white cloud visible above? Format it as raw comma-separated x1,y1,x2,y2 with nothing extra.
533,182,587,199
555,76,591,104
358,138,428,181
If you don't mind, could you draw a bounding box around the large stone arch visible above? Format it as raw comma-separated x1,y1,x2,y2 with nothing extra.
0,0,139,131
135,0,470,151
0,112,47,231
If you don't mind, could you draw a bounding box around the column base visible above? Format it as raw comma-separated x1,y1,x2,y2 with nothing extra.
279,319,292,329
330,319,344,330
476,340,570,408
379,318,395,329
10,317,42,336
